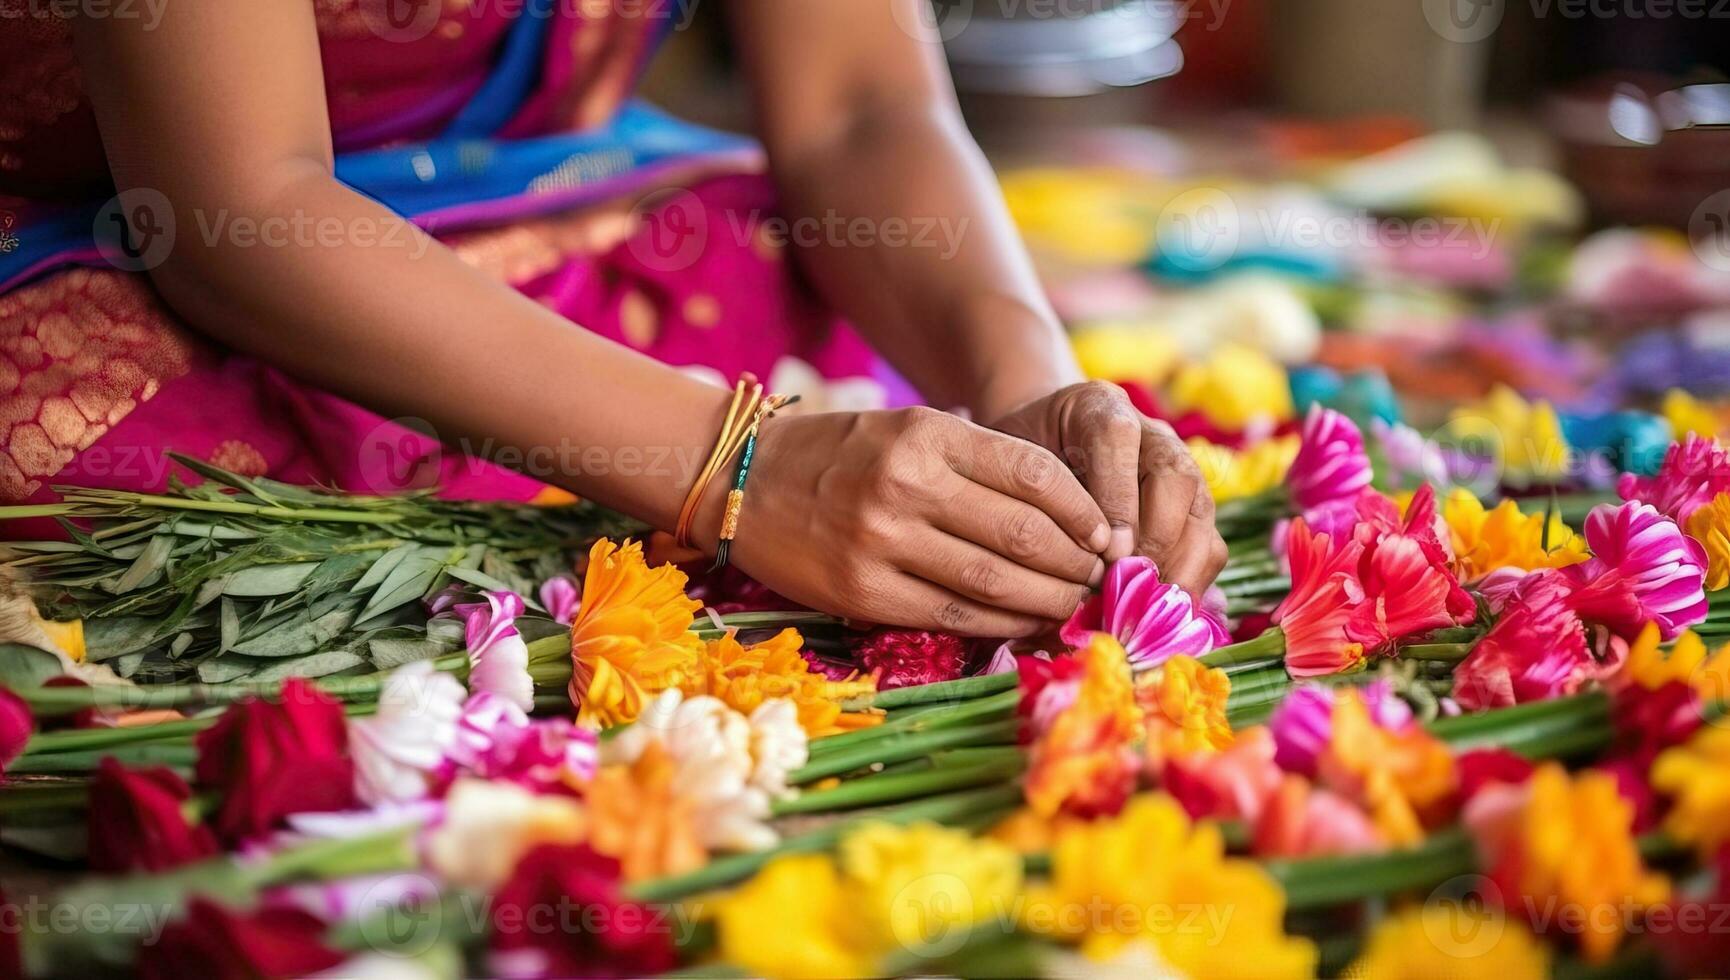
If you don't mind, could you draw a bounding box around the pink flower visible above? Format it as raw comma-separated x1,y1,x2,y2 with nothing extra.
0,686,30,774
1163,726,1283,823
1566,501,1708,640
1287,405,1373,511
443,693,597,793
1268,681,1412,776
1059,557,1229,668
1253,775,1385,858
538,577,580,626
458,591,533,711
1453,570,1594,710
1016,655,1086,741
1618,433,1730,524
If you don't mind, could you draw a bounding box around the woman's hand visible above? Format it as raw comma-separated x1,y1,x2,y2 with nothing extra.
988,381,1229,597
724,407,1111,637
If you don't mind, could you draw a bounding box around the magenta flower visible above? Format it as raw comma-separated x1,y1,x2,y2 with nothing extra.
443,692,598,793
0,686,30,775
1287,405,1373,511
457,591,533,711
538,576,580,626
1618,433,1730,524
1059,557,1230,668
1268,680,1413,776
1566,500,1708,639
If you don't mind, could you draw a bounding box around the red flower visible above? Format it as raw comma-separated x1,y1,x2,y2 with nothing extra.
1453,570,1597,710
0,890,20,980
0,687,29,775
87,758,218,873
1016,654,1085,742
1611,680,1703,770
1657,847,1730,977
137,898,342,980
1455,748,1535,802
1596,758,1662,833
489,843,676,979
193,678,356,843
850,629,970,689
1272,486,1473,677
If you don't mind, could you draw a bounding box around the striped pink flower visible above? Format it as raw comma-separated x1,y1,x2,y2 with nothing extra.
1618,434,1730,524
1567,500,1708,640
1288,405,1373,511
1060,557,1229,669
458,591,533,711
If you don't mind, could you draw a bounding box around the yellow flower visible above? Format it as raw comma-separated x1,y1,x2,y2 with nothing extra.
1664,387,1721,441
1168,345,1294,432
1488,764,1669,962
1440,488,1586,581
1687,492,1730,592
1318,690,1457,847
568,538,705,728
1138,654,1233,761
840,822,1024,959
1346,903,1550,980
0,589,85,663
713,821,1022,978
691,628,877,737
1653,726,1730,861
1189,435,1300,503
712,853,880,978
1025,635,1144,818
1021,794,1316,977
1447,386,1570,487
1072,325,1181,385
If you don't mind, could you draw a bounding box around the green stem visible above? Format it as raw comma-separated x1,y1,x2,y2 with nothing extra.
1199,628,1286,667
807,689,1020,758
628,784,1022,903
1268,829,1477,909
860,672,1020,711
6,742,199,774
789,718,1019,784
1399,642,1475,663
773,749,1023,816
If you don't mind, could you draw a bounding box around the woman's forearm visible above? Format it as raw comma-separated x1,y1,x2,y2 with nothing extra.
767,103,1082,420
145,165,734,531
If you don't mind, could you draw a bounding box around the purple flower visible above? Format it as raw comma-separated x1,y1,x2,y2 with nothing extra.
1567,500,1709,639
457,591,533,711
1059,557,1229,668
538,577,580,626
1288,405,1373,511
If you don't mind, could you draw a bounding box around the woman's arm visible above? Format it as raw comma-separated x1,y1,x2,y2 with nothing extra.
68,3,1109,636
731,0,1229,593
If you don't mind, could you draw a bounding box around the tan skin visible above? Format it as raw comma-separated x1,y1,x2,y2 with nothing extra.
70,2,1227,637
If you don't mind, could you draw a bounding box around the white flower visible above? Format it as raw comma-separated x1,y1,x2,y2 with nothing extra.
458,591,534,712
746,699,807,800
348,662,465,805
425,779,585,892
767,356,888,415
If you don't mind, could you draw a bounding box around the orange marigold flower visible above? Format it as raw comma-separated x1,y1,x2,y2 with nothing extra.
1024,635,1144,818
584,742,710,882
1467,763,1669,963
693,628,877,737
568,538,705,728
1138,654,1233,762
1315,689,1456,846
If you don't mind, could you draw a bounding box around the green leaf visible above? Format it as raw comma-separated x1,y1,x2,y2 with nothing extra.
223,561,320,597
444,565,518,596
247,650,367,682
112,534,171,593
0,643,63,687
357,546,447,623
230,607,357,658
367,635,453,670
219,597,240,653
351,545,413,595
80,616,167,661
198,657,255,683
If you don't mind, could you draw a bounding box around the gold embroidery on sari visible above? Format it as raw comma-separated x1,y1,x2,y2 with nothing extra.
0,269,194,500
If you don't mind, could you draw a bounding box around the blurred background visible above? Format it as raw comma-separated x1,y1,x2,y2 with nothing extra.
642,0,1730,457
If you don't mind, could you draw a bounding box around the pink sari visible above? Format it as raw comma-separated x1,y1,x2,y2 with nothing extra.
0,2,896,523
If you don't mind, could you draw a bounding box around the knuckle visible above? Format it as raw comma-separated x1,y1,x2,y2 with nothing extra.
959,558,1009,603
932,599,975,632
1010,445,1062,496
1003,509,1046,562
1080,379,1129,407
1190,485,1217,519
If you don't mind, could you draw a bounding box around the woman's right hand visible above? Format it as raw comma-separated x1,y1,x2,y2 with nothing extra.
721,407,1111,637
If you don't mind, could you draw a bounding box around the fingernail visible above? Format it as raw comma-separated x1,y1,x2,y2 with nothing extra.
1087,523,1110,552
1088,558,1104,588
1107,526,1134,562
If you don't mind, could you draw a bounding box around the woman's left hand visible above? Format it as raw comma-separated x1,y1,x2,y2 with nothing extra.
989,381,1229,596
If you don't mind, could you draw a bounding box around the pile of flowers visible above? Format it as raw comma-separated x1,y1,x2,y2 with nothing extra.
6,400,1730,975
